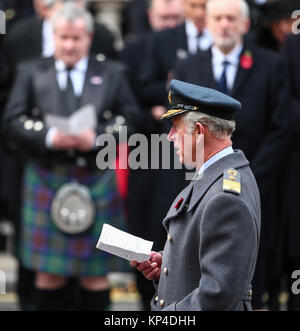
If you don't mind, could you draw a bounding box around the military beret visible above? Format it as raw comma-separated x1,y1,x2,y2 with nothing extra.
161,79,241,121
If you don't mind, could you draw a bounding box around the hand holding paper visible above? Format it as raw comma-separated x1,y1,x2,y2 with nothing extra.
45,104,97,135
96,224,154,263
131,251,162,281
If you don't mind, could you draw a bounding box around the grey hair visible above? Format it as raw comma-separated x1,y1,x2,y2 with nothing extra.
43,0,88,9
181,111,236,139
206,0,250,18
51,2,94,33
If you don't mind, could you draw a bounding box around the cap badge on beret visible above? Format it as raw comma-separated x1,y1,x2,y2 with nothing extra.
168,90,172,105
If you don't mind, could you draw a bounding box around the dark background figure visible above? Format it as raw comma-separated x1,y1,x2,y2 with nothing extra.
256,0,300,51
0,0,34,32
0,0,117,311
174,0,290,310
0,0,35,289
282,33,300,311
0,0,34,218
254,0,300,310
121,0,150,40
119,0,185,311
138,0,212,109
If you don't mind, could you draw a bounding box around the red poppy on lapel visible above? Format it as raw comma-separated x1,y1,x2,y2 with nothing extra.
240,51,253,69
174,197,184,210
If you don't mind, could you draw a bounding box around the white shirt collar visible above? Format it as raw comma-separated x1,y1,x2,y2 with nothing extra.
198,146,234,176
55,56,89,73
211,43,243,66
185,19,210,39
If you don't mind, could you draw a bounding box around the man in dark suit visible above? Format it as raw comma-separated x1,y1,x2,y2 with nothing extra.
174,0,290,309
282,33,300,310
0,0,34,32
122,0,150,38
139,0,212,110
4,0,116,75
119,0,185,130
2,3,140,311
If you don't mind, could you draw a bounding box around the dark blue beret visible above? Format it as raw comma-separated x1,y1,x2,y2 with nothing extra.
161,80,241,121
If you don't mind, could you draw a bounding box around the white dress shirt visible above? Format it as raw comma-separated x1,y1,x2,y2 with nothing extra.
185,19,213,54
46,57,89,147
42,19,55,58
55,56,89,96
211,43,243,92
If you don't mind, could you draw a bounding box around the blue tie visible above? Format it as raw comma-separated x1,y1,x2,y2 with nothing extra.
218,60,230,94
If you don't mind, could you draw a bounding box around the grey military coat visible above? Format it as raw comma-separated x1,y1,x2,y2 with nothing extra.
151,150,261,311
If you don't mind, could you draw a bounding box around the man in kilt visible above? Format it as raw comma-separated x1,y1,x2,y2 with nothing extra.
3,3,140,310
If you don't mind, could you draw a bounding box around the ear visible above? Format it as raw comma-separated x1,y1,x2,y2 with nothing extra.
242,17,251,35
195,122,205,144
195,122,205,135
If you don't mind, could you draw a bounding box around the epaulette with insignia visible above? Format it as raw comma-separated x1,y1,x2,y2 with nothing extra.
223,168,241,195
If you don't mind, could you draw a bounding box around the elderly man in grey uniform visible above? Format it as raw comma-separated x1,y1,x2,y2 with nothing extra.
131,79,261,311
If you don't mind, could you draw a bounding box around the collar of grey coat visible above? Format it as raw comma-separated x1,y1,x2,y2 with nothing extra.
162,150,249,226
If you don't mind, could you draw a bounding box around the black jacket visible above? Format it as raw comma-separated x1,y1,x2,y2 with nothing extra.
3,56,141,167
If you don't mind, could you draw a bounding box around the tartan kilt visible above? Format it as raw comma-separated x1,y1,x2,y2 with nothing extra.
19,162,130,276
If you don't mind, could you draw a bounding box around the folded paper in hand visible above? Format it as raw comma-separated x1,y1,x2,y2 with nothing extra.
45,104,97,135
96,224,153,263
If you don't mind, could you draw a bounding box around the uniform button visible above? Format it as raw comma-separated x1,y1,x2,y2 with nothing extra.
96,53,106,62
33,121,44,132
184,204,189,211
115,116,125,126
24,120,34,130
163,267,168,276
19,115,28,123
103,110,112,120
32,107,40,116
67,150,75,157
5,9,15,20
154,296,159,303
167,234,172,243
159,299,165,307
76,157,87,167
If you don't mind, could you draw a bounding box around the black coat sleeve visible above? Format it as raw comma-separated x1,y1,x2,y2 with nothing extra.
2,61,48,157
249,55,291,185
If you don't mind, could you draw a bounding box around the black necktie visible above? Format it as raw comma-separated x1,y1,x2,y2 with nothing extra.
197,33,203,53
63,67,77,115
218,60,230,95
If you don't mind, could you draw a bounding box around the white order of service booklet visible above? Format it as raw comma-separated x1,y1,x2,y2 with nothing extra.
96,224,154,263
44,104,97,135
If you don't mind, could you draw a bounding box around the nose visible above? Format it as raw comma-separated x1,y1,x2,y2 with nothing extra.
64,38,75,51
219,17,230,29
195,6,205,20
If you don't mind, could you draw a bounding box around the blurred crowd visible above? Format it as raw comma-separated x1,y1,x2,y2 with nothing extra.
0,0,300,311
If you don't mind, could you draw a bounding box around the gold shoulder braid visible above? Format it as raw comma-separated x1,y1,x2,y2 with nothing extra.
223,168,241,195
